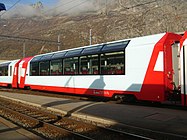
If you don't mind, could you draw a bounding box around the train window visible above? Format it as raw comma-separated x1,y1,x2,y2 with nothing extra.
40,54,53,61
30,62,39,76
65,49,83,57
102,41,129,52
63,57,78,75
31,56,42,62
52,51,67,59
100,51,124,75
39,61,50,76
10,66,12,76
0,65,8,76
0,63,10,76
80,55,99,75
81,45,102,55
50,59,62,76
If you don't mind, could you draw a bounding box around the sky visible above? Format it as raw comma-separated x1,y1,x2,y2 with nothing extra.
0,0,59,8
0,0,112,18
0,0,76,18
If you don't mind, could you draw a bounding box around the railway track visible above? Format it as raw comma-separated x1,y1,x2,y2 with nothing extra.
0,97,153,140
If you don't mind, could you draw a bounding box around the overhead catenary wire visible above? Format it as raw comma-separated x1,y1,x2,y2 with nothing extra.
20,0,160,37
55,0,89,17
1,0,91,39
0,0,185,59
0,0,22,16
0,34,60,45
120,0,157,10
42,0,80,15
3,0,91,37
1,0,185,44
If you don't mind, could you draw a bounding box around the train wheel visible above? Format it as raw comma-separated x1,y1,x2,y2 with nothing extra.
8,84,12,88
24,86,30,90
123,95,137,103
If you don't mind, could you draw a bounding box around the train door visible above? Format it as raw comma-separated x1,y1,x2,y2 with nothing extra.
12,60,21,88
164,34,181,98
18,60,24,88
171,43,180,90
18,57,33,89
180,32,187,106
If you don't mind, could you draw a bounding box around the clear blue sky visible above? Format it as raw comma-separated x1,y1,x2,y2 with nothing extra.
0,0,59,8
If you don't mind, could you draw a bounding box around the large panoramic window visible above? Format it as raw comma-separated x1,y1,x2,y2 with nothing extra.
50,59,62,75
0,65,9,76
80,54,99,74
39,61,50,76
100,51,124,75
30,62,39,76
63,57,78,75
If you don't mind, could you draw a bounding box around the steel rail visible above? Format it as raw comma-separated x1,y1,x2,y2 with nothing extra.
0,104,94,140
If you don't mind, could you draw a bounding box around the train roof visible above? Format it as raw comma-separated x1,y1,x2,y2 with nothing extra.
30,32,171,62
0,59,20,66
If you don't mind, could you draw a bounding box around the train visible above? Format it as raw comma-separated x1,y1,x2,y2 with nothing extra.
0,31,187,106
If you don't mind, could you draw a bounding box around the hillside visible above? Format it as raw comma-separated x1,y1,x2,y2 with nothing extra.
0,0,186,60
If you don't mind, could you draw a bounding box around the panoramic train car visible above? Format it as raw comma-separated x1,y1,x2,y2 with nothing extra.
17,32,182,103
0,60,19,87
1,31,187,106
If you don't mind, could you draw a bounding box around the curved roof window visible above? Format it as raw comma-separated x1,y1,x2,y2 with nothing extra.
51,51,67,59
65,49,83,57
30,56,42,63
82,45,103,55
0,62,10,67
102,40,130,52
40,54,53,61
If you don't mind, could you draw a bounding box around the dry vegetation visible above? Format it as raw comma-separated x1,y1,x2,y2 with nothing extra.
0,0,187,60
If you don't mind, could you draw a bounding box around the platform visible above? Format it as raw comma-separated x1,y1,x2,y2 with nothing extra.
0,91,187,139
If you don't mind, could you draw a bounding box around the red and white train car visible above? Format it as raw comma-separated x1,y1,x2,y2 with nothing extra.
1,31,187,106
0,60,20,87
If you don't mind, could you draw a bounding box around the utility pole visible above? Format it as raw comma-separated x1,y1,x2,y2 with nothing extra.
105,0,108,15
23,42,25,58
89,29,92,46
58,34,60,51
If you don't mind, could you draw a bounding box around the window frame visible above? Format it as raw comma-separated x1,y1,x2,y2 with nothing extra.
30,62,39,76
63,57,79,75
0,62,10,76
79,54,99,75
39,60,50,76
100,51,125,75
50,59,63,76
29,40,128,76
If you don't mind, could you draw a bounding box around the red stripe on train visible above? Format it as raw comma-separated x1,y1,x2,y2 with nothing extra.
28,84,140,98
0,82,9,87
